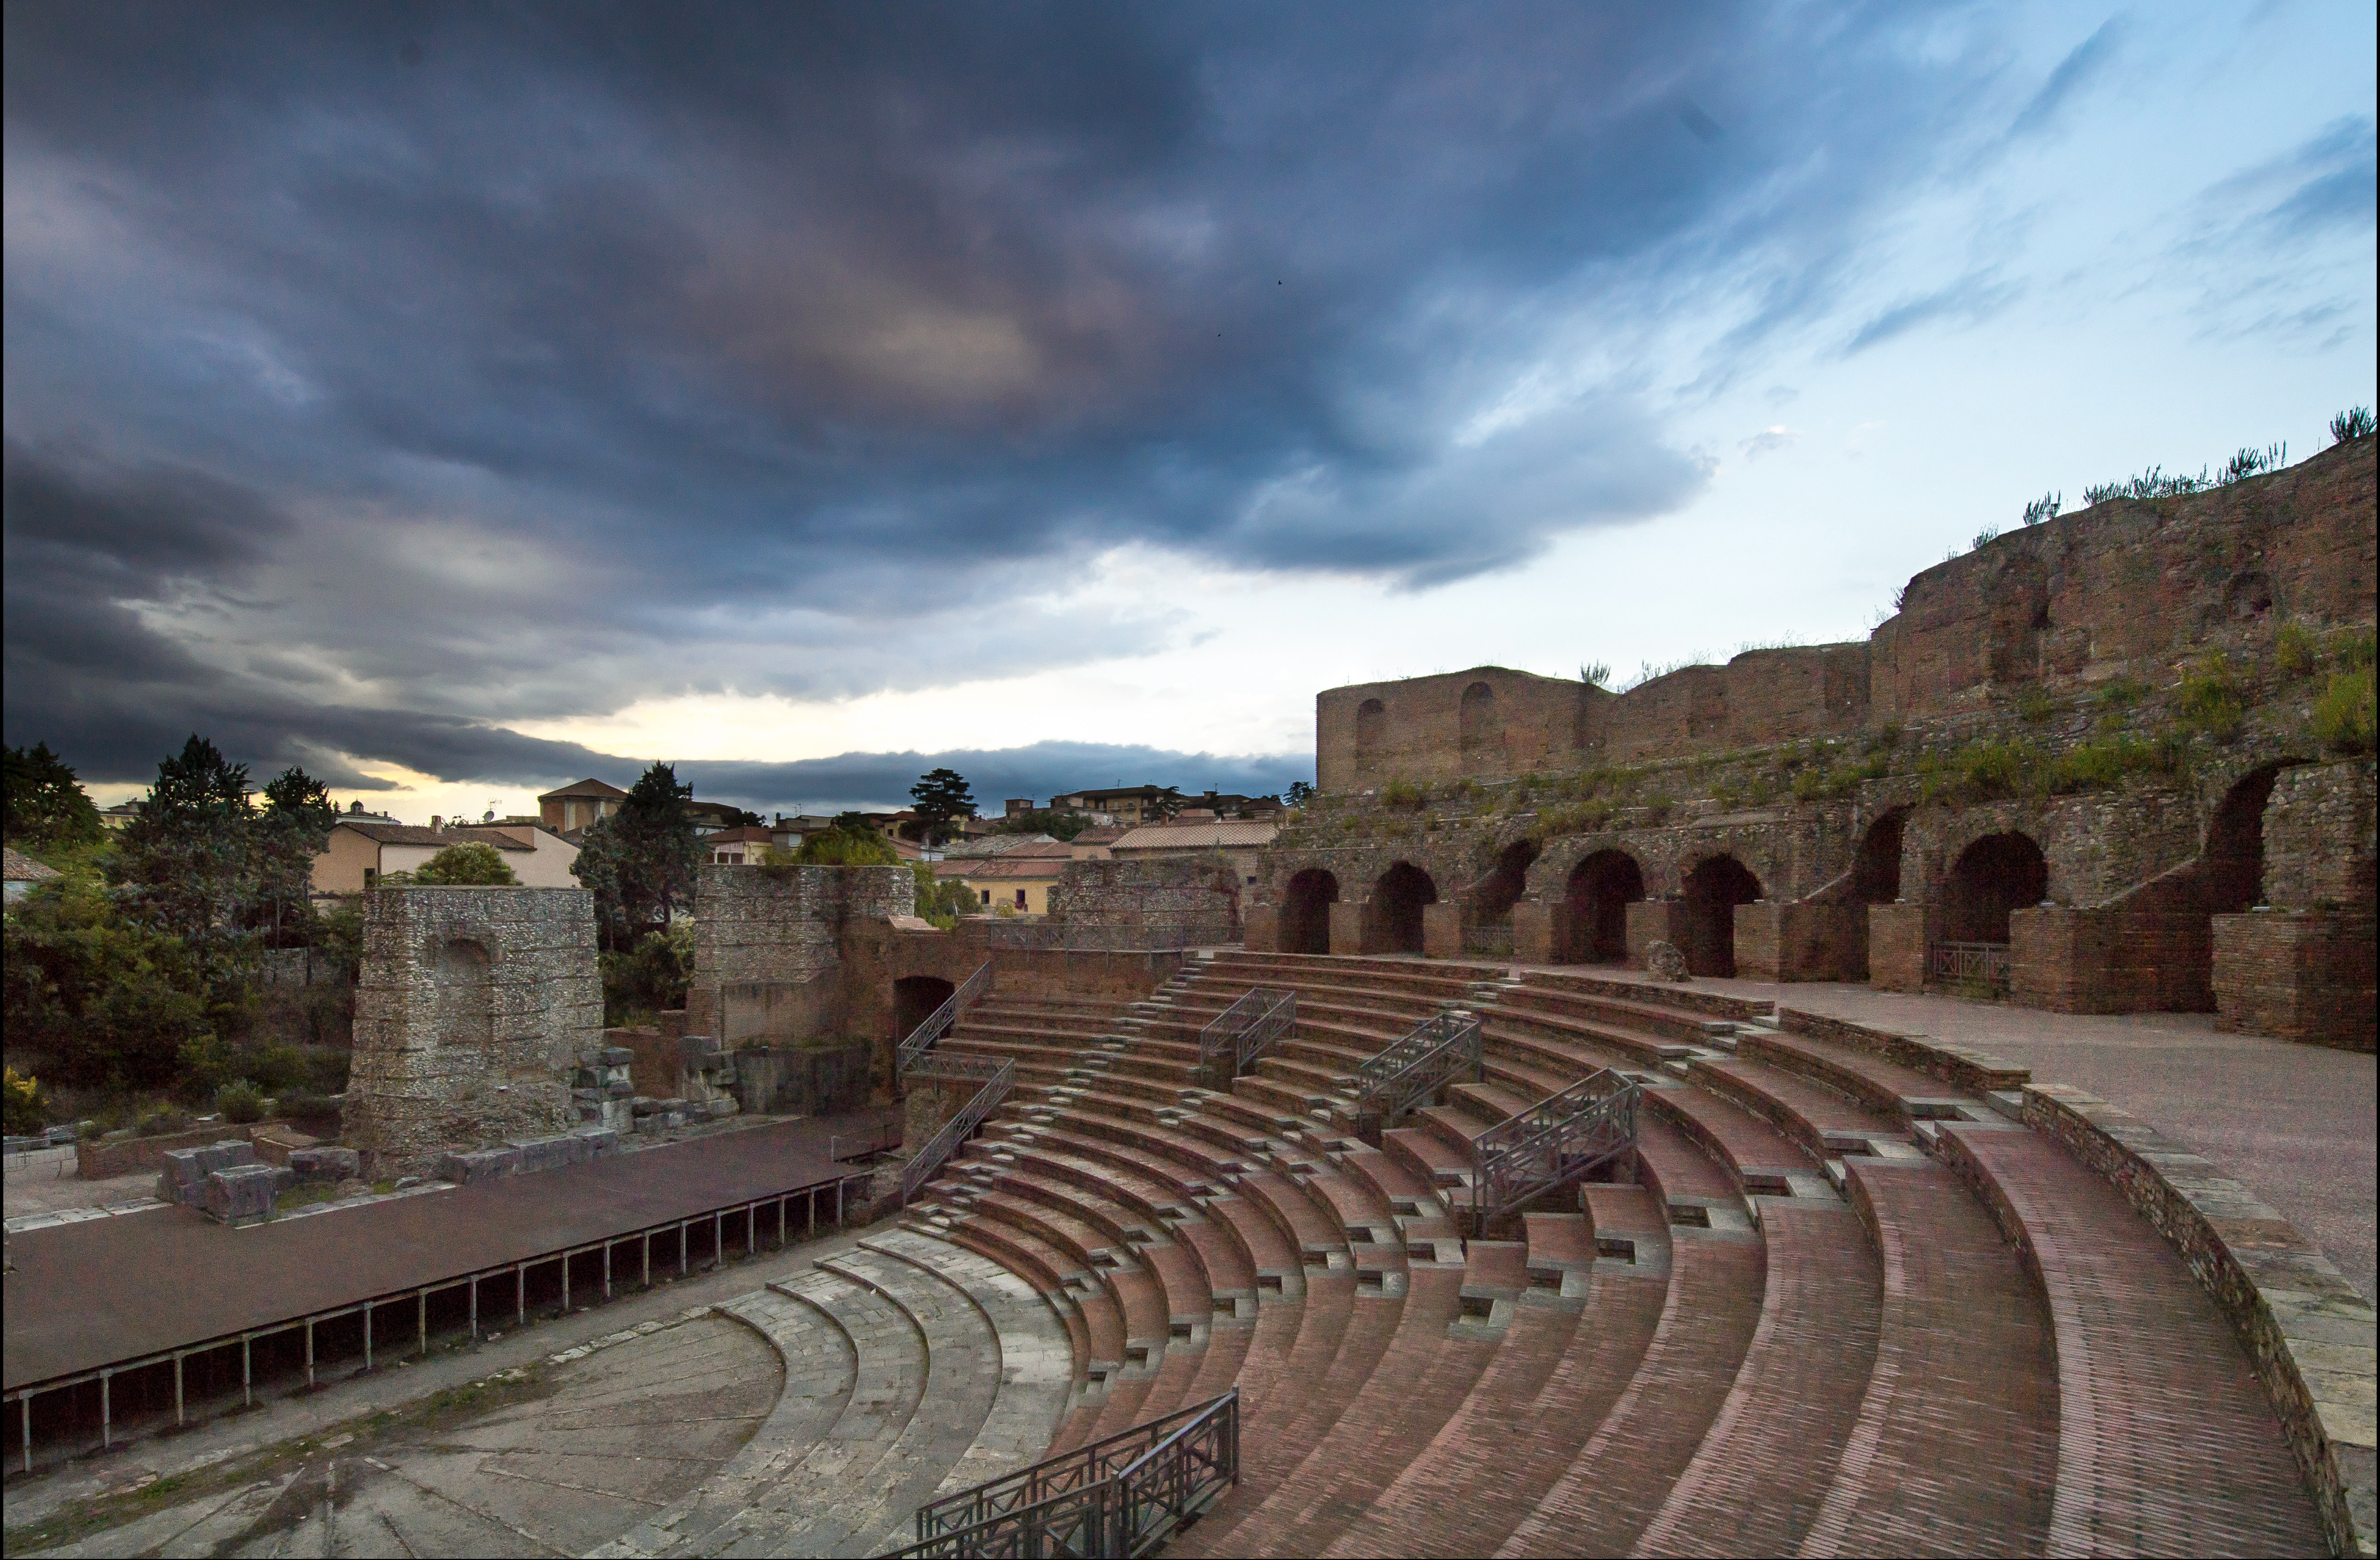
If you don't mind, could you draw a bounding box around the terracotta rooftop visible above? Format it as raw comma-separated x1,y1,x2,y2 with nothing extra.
334,821,529,850
3,847,63,882
536,777,628,801
1109,820,1280,850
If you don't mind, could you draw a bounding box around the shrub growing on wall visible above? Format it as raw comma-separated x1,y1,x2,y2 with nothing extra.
2313,667,2376,755
413,842,520,885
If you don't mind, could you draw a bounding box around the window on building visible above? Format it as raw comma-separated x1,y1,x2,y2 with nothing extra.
364,867,377,887
1016,889,1027,909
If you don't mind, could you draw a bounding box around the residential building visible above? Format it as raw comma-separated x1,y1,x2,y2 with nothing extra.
1106,817,1280,889
538,778,627,833
1067,824,1128,861
3,847,63,907
934,838,1072,915
706,826,777,865
310,820,580,893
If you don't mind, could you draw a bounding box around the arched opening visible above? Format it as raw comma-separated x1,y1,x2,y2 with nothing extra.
1853,810,1908,904
1373,861,1438,955
1468,839,1539,921
1682,856,1762,977
1355,698,1388,775
893,975,956,1046
432,939,493,1052
1460,682,1499,761
1566,850,1644,963
2206,766,2293,915
1944,833,2048,943
1281,869,1339,954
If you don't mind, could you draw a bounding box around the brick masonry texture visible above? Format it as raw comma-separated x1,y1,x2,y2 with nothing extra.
1048,856,1244,947
1261,437,2377,1045
345,886,604,1176
2009,1082,2378,1558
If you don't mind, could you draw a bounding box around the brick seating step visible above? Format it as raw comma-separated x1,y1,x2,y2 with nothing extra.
1939,1122,2327,1556
875,959,2332,1557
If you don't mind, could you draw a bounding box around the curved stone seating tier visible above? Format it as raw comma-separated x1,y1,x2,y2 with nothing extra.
868,955,2332,1558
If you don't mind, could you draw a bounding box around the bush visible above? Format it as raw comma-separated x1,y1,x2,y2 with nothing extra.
3,1066,45,1135
2333,405,2376,443
788,827,901,866
2174,656,2245,743
1380,779,1427,811
2275,622,2321,678
3,876,213,1091
133,1105,195,1138
2044,738,2185,795
276,1088,342,1123
2016,686,2057,726
910,863,979,930
216,1079,267,1124
2313,667,2376,755
412,842,519,885
599,924,695,1026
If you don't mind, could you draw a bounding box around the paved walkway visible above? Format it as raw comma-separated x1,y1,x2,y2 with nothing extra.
1516,964,2378,1304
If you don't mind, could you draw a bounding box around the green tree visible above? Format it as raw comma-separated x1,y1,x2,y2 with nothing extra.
414,842,520,885
908,768,976,844
252,765,338,947
794,820,901,865
990,808,1091,841
571,763,700,949
109,736,259,979
1151,786,1184,821
4,741,104,849
599,924,695,1025
910,862,980,929
2,875,211,1090
1281,781,1314,808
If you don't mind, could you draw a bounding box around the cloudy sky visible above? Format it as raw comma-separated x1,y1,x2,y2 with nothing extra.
6,2,2373,822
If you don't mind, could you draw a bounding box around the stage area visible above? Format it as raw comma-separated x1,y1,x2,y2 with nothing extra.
3,1111,892,1395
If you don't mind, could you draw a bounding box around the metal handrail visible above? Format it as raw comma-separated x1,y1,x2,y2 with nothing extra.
900,1057,1014,1206
1198,987,1296,1081
1351,1009,1483,1136
885,1389,1239,1558
1469,1069,1639,1233
1927,940,2011,993
898,960,992,1073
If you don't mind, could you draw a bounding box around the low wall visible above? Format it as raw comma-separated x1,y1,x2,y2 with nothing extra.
1773,1009,2031,1096
2011,1083,2376,1560
2212,910,2379,1052
76,1122,276,1181
2012,903,2214,1015
1734,901,1867,983
1526,969,1774,1023
729,1042,874,1118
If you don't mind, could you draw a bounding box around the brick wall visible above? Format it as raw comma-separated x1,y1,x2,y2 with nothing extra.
1865,902,1932,992
2211,910,2379,1052
1048,856,1242,947
2262,759,2379,913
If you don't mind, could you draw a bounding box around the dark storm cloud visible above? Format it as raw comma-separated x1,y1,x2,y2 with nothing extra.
6,2,2025,781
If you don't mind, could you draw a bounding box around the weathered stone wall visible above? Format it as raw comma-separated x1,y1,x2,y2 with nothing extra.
684,864,914,1045
1315,436,2374,790
346,887,603,1176
1047,857,1242,947
2261,760,2378,912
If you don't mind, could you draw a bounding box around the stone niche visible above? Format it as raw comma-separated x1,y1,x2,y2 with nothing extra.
346,887,605,1177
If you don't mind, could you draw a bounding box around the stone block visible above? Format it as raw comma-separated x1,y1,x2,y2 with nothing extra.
602,1046,635,1067
679,1034,723,1068
507,1134,583,1172
706,1097,738,1118
571,1127,621,1157
204,1164,282,1225
436,1146,522,1184
288,1146,361,1183
158,1140,260,1205
630,1096,660,1116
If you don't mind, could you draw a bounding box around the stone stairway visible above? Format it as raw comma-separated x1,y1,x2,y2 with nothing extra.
871,951,2329,1557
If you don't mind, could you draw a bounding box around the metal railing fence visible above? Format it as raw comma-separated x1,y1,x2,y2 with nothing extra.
1350,1009,1483,1142
1197,988,1296,1084
897,961,992,1073
899,1057,1015,1206
1470,1069,1639,1234
884,1389,1238,1558
1927,940,2011,995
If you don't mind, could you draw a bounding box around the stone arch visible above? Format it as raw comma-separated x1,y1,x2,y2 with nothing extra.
1373,861,1438,955
432,937,495,1053
1567,850,1645,963
1853,809,1909,904
1281,869,1339,954
1355,699,1388,775
2204,761,2305,914
1459,682,1500,761
892,975,955,1046
1944,833,2048,943
1986,555,2052,684
1468,838,1539,921
1681,855,1762,977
